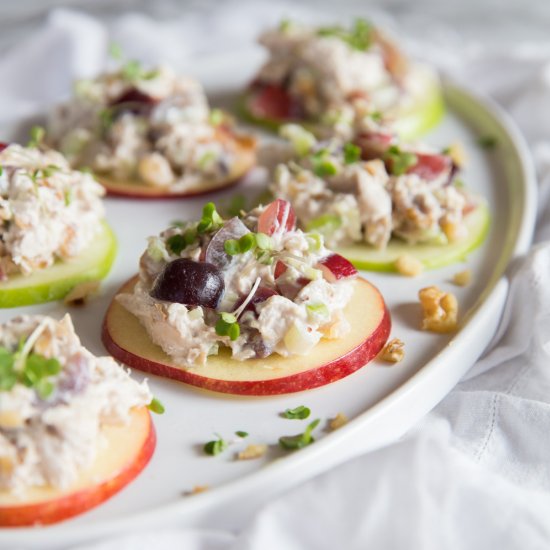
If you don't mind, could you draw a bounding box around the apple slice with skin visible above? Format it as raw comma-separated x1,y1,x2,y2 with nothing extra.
102,276,391,396
0,407,155,527
98,132,256,199
317,254,358,282
257,198,296,235
0,221,116,308
237,64,445,141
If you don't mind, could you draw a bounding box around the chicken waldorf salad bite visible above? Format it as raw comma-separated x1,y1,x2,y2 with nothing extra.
0,314,157,527
102,200,391,395
240,18,444,140
47,54,256,198
0,141,116,307
269,125,489,273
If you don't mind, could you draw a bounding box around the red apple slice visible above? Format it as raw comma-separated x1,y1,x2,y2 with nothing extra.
248,83,300,121
98,132,256,199
257,199,296,235
317,254,358,282
407,152,452,181
102,276,391,396
0,407,155,527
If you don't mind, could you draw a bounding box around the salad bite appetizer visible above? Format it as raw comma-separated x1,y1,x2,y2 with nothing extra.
47,58,256,198
0,314,156,527
103,200,390,395
269,125,489,272
0,141,116,307
240,18,444,140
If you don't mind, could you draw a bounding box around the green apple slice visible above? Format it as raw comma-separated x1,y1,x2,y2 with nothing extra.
0,222,116,308
335,202,490,272
237,65,445,141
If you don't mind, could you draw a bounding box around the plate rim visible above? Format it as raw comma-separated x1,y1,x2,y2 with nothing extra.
0,78,537,545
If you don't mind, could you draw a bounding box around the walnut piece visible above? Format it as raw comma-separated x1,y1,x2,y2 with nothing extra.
380,338,405,363
395,254,423,277
237,444,268,460
418,285,458,333
329,412,349,431
452,269,472,287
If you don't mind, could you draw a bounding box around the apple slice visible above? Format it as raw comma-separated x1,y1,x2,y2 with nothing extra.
238,64,445,140
98,133,256,199
0,407,155,527
257,198,296,235
102,276,391,396
0,221,116,308
317,254,358,282
335,202,490,272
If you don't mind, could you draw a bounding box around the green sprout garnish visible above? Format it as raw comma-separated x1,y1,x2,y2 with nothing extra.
167,228,197,255
343,142,361,165
279,18,293,33
109,43,159,82
204,434,228,456
236,431,249,438
109,42,124,61
317,18,373,51
224,232,272,257
282,405,311,420
215,312,240,341
279,418,320,450
384,145,418,176
311,149,339,177
148,396,165,414
197,202,224,234
28,126,46,148
0,339,61,399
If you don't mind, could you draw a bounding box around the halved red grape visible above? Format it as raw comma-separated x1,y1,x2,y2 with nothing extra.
151,259,224,309
0,142,9,153
257,199,296,236
205,217,250,268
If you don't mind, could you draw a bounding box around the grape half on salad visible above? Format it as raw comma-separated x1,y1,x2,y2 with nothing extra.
240,18,444,141
268,124,489,272
103,200,391,396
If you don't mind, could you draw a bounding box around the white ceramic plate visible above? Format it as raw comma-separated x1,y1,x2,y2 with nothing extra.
0,51,536,548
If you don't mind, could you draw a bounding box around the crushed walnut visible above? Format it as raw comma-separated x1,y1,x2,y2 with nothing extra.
380,338,405,363
395,254,424,277
186,485,209,496
418,285,458,333
452,269,472,287
237,444,268,460
63,280,100,305
329,412,349,431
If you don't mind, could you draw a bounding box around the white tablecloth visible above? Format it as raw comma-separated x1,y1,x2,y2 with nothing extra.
2,4,550,549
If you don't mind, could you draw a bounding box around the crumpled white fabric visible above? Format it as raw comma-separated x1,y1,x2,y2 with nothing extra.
3,4,550,549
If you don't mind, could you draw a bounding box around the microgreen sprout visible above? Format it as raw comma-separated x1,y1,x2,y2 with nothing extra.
203,434,228,456
279,418,320,450
282,405,311,420
215,313,240,341
197,202,224,234
384,145,418,176
477,135,498,150
317,18,373,51
343,142,361,164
